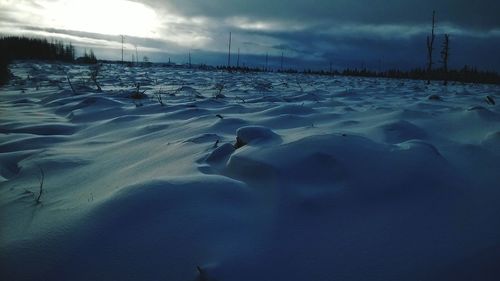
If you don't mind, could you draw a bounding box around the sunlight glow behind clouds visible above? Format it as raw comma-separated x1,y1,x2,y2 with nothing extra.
40,0,160,37
1,0,498,70
225,17,309,32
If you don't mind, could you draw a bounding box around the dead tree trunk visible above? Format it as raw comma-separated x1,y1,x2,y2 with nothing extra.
121,35,124,65
441,34,450,85
237,48,240,68
280,51,284,71
426,11,436,84
265,52,269,71
227,32,232,68
135,45,139,65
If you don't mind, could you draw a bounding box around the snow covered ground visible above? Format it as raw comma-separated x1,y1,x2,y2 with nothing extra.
1,61,499,281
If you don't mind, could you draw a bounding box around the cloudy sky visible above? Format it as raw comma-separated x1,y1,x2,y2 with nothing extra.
1,0,499,70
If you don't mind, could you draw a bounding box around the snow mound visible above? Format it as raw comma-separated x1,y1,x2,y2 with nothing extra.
223,133,451,194
482,131,500,149
235,125,281,147
205,143,235,165
374,120,427,143
2,62,500,281
261,104,316,115
0,123,79,136
211,117,249,133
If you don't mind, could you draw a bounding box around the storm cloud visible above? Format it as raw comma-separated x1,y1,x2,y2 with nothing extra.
146,0,500,30
1,0,499,70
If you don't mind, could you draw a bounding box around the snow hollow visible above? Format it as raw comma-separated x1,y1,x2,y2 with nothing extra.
1,62,500,281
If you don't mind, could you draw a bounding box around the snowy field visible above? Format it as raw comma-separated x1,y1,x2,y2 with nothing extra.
1,61,500,281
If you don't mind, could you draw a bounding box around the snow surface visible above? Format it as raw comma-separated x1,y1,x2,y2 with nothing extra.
1,61,500,281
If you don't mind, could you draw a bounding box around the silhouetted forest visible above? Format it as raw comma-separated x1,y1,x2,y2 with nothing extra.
1,36,499,86
0,36,76,62
302,67,500,85
0,36,77,84
217,65,499,85
0,36,103,84
76,50,98,64
0,55,9,85
216,65,267,73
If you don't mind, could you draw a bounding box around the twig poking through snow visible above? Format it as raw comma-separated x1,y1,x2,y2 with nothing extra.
296,79,304,92
36,166,44,204
214,83,225,99
428,94,443,101
485,95,496,105
67,75,75,94
90,64,102,92
196,266,212,281
154,88,165,106
131,83,147,99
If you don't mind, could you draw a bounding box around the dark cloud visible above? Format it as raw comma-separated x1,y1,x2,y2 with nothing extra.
221,20,500,71
146,0,500,30
1,0,498,71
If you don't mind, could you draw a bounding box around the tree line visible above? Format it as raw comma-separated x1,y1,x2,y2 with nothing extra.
301,66,499,85
0,36,100,84
0,36,76,62
1,33,499,86
0,36,77,84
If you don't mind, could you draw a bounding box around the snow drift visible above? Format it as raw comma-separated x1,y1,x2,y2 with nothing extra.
1,62,500,281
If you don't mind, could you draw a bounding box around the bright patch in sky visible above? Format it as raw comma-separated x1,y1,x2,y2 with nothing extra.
40,0,160,37
0,0,498,70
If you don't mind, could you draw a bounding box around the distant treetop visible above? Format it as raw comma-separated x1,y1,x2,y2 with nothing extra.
0,36,75,62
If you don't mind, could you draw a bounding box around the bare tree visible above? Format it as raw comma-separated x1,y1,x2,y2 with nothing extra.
36,167,44,204
237,48,240,68
265,52,269,72
154,88,165,106
90,64,102,92
227,32,232,68
441,34,450,85
280,51,284,71
135,45,139,65
67,75,76,94
23,167,45,204
120,35,124,65
426,11,436,84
